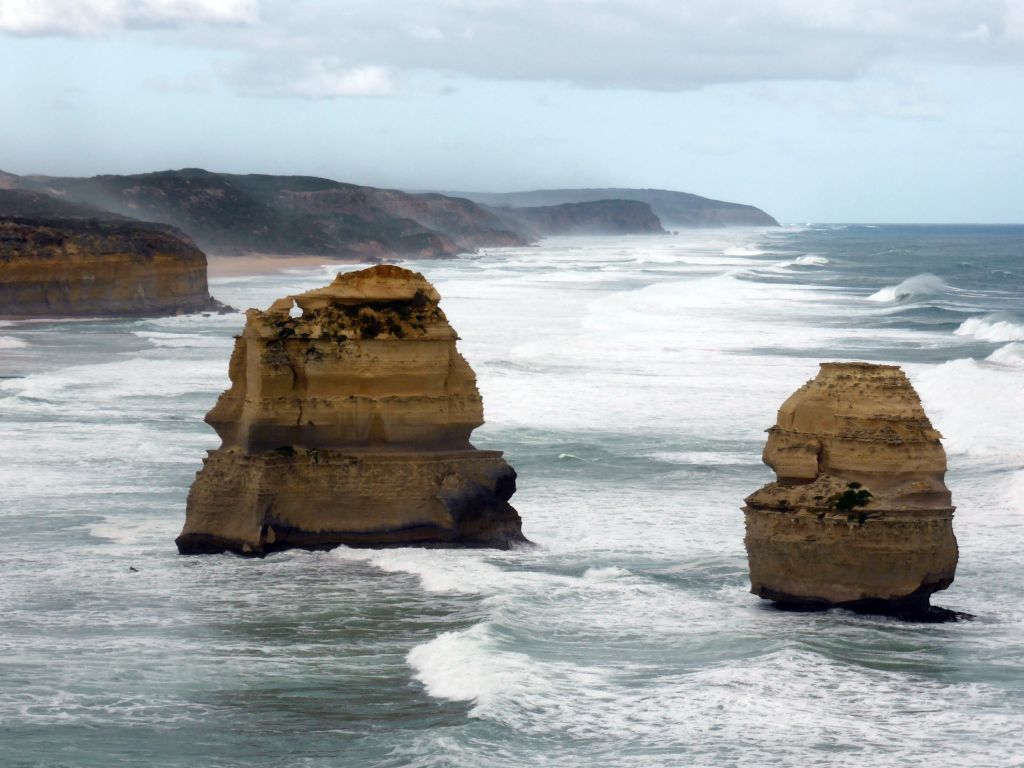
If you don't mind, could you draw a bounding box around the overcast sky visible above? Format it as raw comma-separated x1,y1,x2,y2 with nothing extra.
2,0,1023,222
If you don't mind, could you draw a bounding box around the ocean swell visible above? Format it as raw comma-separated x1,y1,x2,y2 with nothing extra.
868,273,948,302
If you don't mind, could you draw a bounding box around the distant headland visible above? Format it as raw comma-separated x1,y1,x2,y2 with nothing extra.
2,169,778,261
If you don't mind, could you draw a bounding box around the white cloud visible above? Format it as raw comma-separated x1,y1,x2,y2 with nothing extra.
0,0,258,35
5,0,1024,95
959,23,992,42
289,61,395,98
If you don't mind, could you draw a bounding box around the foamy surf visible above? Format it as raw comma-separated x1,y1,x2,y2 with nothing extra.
868,273,948,302
987,342,1024,367
723,245,765,256
955,313,1024,342
2,227,1023,768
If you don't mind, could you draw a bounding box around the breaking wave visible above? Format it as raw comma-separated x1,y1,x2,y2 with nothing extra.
0,336,27,349
868,273,948,302
793,254,829,266
955,314,1024,343
987,343,1024,367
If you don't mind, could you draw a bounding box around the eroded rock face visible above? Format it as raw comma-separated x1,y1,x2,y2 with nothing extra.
177,264,525,555
0,216,225,317
743,362,958,615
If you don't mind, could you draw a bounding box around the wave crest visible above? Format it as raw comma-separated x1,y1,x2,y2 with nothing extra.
987,343,1024,367
867,273,947,303
956,314,1024,343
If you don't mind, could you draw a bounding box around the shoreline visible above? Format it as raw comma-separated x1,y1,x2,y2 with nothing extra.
206,254,367,278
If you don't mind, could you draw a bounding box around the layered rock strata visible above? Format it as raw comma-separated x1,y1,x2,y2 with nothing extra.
0,215,225,317
177,265,525,555
743,362,958,616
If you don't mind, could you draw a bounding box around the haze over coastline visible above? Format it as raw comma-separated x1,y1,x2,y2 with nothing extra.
2,1,1024,223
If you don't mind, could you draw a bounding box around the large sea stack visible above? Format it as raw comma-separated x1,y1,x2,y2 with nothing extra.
743,362,958,617
177,265,525,555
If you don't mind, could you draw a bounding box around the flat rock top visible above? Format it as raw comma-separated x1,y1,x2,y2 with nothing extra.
780,361,938,431
288,265,441,310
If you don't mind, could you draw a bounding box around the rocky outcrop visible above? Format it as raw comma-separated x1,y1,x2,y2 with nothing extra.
177,265,525,555
455,187,779,227
743,362,959,617
491,199,666,236
0,215,226,318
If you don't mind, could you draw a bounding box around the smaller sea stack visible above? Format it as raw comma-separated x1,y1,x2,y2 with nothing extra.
177,265,525,555
743,362,959,617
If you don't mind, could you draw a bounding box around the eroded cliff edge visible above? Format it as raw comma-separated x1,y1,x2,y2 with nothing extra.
743,362,959,618
177,265,526,555
0,204,225,318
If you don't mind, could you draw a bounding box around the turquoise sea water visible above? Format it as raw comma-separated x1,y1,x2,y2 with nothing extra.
0,225,1022,767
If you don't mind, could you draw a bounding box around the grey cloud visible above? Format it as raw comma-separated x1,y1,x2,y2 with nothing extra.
0,0,258,36
7,0,1024,93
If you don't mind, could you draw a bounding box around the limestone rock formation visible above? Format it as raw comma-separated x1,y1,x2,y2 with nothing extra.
0,215,226,318
743,362,958,616
177,265,525,555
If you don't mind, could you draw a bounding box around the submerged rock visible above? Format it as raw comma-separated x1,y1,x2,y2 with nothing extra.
177,265,526,556
743,362,959,618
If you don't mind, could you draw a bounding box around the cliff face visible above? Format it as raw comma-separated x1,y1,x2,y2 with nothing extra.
492,199,666,236
743,362,958,616
0,216,224,318
177,265,525,555
14,169,528,258
456,187,779,227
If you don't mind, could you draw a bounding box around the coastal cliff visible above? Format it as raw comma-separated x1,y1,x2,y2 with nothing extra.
0,213,225,318
456,187,779,227
4,170,770,260
491,199,666,236
743,362,958,617
177,265,525,555
12,169,527,259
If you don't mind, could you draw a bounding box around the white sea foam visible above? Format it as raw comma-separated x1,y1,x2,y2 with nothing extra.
913,358,1024,459
333,548,506,594
955,314,1024,342
723,246,765,256
793,254,829,265
651,451,756,465
0,356,225,406
0,336,27,349
133,331,230,349
407,622,556,708
581,566,631,580
773,254,830,269
3,232,1023,767
987,342,1024,367
868,273,947,302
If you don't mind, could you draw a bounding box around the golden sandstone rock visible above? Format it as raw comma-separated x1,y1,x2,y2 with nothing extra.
0,218,223,317
743,362,958,616
177,265,525,555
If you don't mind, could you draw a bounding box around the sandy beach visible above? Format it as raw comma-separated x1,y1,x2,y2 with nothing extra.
206,254,366,278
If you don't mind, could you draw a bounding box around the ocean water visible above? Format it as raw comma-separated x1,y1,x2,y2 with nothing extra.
1,225,1022,767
